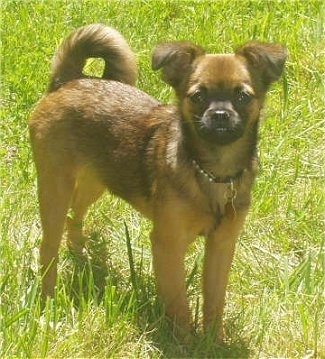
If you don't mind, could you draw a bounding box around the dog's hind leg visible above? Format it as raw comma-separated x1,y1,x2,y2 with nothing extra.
37,166,76,298
67,168,105,254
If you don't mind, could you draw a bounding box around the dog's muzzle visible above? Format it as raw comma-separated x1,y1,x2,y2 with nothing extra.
209,109,233,132
194,105,244,145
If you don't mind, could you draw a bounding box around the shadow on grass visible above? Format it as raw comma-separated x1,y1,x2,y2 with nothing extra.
62,232,110,305
143,320,250,358
61,229,250,358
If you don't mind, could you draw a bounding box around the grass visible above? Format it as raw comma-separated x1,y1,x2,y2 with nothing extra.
1,0,324,357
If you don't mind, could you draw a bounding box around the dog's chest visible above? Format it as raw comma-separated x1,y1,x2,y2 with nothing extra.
204,181,239,222
195,172,252,225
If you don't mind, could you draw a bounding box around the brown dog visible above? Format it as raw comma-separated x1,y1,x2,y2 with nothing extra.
29,24,286,339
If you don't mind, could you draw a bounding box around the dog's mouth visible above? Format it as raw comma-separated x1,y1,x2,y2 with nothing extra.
213,127,232,133
193,114,243,145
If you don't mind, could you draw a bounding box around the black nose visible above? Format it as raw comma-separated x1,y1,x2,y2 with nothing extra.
211,110,230,122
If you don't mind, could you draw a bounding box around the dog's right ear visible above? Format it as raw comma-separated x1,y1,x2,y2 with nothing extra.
152,41,205,92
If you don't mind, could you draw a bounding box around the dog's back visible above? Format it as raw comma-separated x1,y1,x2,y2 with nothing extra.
47,24,137,92
29,24,160,209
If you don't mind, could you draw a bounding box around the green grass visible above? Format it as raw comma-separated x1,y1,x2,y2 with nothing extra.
1,0,324,357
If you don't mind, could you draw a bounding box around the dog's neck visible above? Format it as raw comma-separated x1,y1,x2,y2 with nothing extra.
181,120,258,178
191,158,245,184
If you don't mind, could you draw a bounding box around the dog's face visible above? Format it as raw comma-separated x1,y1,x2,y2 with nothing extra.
152,41,287,146
182,54,258,145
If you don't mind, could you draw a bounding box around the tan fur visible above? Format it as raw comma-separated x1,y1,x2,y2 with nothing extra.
29,24,286,340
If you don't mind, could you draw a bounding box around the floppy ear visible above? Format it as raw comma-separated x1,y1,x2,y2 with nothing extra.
152,41,205,92
235,41,287,88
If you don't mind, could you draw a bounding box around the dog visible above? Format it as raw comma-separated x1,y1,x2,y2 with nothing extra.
29,24,286,340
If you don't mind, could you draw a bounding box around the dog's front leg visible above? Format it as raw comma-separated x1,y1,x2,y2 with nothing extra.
150,220,193,334
203,210,247,340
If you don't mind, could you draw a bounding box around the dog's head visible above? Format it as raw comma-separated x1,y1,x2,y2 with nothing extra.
152,40,286,146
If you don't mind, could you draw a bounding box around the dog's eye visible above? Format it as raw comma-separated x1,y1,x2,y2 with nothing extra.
235,88,252,105
189,89,206,104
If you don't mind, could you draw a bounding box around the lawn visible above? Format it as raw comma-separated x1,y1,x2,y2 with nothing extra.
1,0,324,358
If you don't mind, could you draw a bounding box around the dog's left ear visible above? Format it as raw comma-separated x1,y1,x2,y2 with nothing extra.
152,41,205,93
235,41,287,88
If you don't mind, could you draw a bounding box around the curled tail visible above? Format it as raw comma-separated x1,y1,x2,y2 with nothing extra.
48,24,137,92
